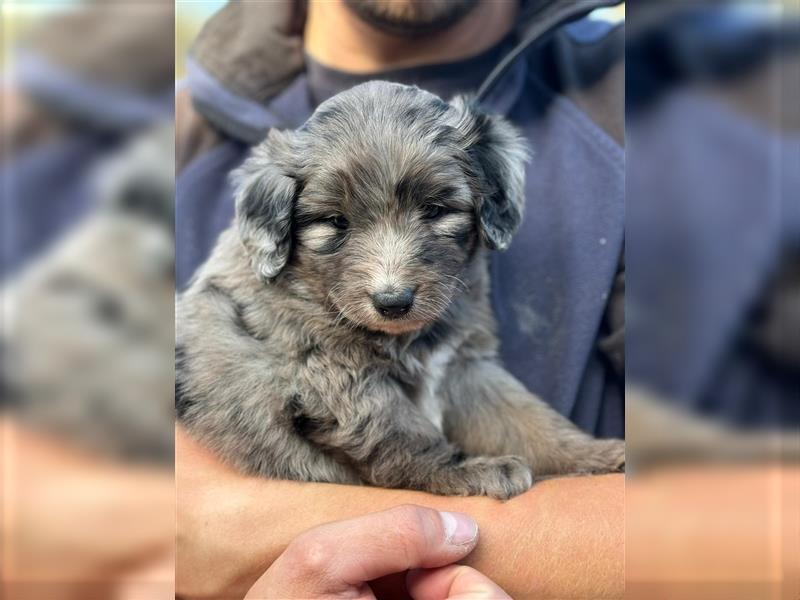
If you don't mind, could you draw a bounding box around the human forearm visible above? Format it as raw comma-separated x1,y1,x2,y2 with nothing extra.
176,427,624,599
2,418,174,598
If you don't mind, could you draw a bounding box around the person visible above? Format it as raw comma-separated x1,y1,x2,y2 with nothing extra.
175,1,626,597
244,505,511,599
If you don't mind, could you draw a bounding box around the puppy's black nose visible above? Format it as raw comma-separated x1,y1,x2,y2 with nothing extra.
372,288,414,319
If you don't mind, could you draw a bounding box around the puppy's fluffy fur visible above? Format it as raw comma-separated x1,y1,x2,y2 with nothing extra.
177,82,623,498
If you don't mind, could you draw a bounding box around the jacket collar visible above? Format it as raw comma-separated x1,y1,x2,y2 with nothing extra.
187,0,621,144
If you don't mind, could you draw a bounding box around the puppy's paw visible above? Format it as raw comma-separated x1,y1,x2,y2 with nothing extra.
572,439,626,474
456,455,533,500
607,439,626,472
595,438,625,472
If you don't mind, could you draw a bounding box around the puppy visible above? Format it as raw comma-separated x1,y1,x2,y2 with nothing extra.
177,81,624,499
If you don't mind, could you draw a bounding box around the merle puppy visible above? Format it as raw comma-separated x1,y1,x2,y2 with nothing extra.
177,81,624,499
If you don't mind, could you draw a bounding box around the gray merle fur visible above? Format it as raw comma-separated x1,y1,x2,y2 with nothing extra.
177,82,624,498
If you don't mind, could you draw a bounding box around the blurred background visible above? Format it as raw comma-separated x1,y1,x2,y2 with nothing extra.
625,1,799,598
176,1,226,78
2,1,174,598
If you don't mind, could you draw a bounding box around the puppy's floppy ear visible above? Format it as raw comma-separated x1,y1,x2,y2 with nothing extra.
232,129,299,282
450,96,529,251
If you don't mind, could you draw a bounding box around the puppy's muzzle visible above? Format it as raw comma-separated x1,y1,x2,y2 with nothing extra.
371,288,414,319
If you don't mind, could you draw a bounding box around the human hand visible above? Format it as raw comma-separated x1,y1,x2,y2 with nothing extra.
244,504,511,599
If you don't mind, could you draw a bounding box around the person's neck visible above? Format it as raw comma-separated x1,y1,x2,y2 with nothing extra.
304,1,518,74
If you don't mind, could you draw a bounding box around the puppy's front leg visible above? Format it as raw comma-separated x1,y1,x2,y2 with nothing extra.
442,360,625,477
302,378,533,499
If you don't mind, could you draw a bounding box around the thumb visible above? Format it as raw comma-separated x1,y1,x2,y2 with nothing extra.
407,565,512,600
247,504,478,599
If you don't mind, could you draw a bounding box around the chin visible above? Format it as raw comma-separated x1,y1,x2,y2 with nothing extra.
368,319,428,336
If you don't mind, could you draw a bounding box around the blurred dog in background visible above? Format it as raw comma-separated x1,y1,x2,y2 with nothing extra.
1,125,175,464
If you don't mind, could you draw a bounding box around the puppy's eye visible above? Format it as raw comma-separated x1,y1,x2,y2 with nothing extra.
327,215,349,230
421,204,451,220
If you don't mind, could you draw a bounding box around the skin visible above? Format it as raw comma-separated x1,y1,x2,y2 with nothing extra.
0,89,68,162
179,426,800,600
627,463,800,600
176,426,625,600
304,0,519,73
1,418,174,600
244,505,511,599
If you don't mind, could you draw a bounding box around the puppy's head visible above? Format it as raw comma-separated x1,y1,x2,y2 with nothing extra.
233,81,528,335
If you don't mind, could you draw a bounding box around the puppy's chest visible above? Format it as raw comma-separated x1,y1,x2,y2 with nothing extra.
392,344,458,432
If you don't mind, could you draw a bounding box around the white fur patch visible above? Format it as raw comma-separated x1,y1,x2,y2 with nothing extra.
418,344,457,432
299,223,337,251
432,213,471,238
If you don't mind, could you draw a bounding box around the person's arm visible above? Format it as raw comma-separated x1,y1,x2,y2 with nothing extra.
1,418,174,599
176,426,624,600
245,504,511,599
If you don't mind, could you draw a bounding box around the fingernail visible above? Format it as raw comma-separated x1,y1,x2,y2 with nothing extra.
439,511,478,546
